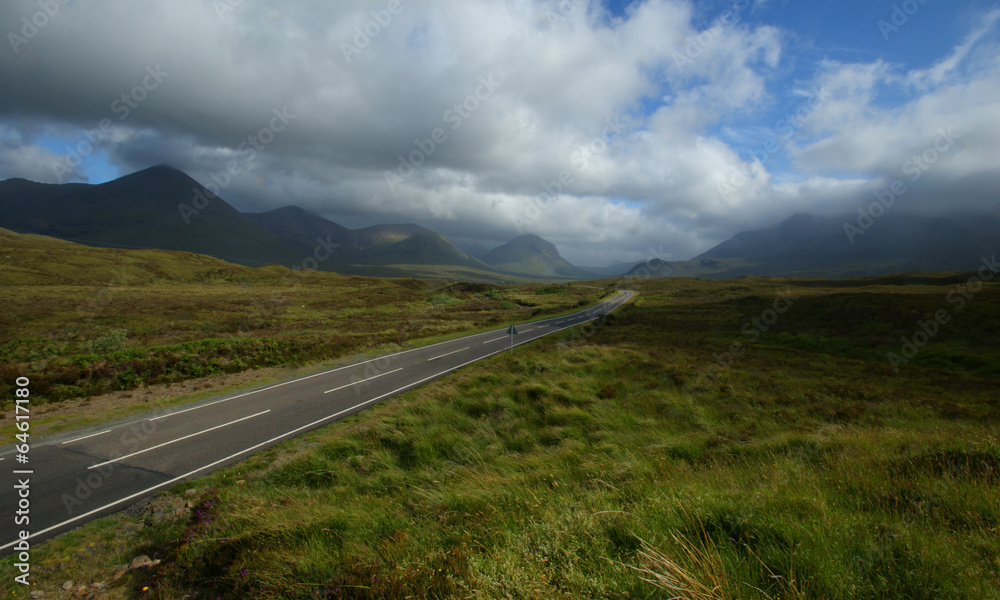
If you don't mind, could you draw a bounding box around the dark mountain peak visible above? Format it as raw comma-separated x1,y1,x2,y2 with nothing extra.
118,164,190,183
514,233,549,242
139,163,185,175
481,234,593,279
776,212,821,232
101,164,209,201
0,165,300,267
505,233,560,256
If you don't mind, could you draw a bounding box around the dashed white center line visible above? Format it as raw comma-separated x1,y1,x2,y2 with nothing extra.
483,337,507,344
88,410,271,470
428,347,469,362
324,368,403,394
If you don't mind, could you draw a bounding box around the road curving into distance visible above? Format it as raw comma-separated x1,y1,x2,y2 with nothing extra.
0,290,633,553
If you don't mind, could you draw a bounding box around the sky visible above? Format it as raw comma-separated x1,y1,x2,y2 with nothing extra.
1,0,998,266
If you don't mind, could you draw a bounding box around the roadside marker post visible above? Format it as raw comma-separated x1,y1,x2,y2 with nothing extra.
507,324,518,354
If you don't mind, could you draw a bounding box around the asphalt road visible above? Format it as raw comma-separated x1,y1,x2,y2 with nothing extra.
0,290,633,553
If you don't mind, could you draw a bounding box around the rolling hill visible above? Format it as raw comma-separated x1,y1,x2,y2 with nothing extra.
480,234,596,279
0,227,295,287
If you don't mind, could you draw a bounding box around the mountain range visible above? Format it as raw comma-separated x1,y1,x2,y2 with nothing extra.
3,165,995,282
243,206,494,271
0,166,595,282
628,212,1000,279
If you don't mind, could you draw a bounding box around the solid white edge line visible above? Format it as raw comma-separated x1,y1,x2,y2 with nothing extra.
0,292,633,552
323,368,403,394
0,367,482,550
427,347,469,362
89,410,271,470
61,430,113,445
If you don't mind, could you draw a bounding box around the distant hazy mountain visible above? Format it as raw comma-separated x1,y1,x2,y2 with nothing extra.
627,213,1000,279
579,260,638,277
0,165,302,267
480,234,596,279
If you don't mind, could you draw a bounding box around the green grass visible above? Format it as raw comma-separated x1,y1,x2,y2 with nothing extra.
0,231,609,410
3,275,999,598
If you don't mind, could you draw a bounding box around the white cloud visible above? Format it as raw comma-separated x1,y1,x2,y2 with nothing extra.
0,0,998,263
0,144,72,184
905,8,1000,91
790,21,1000,204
